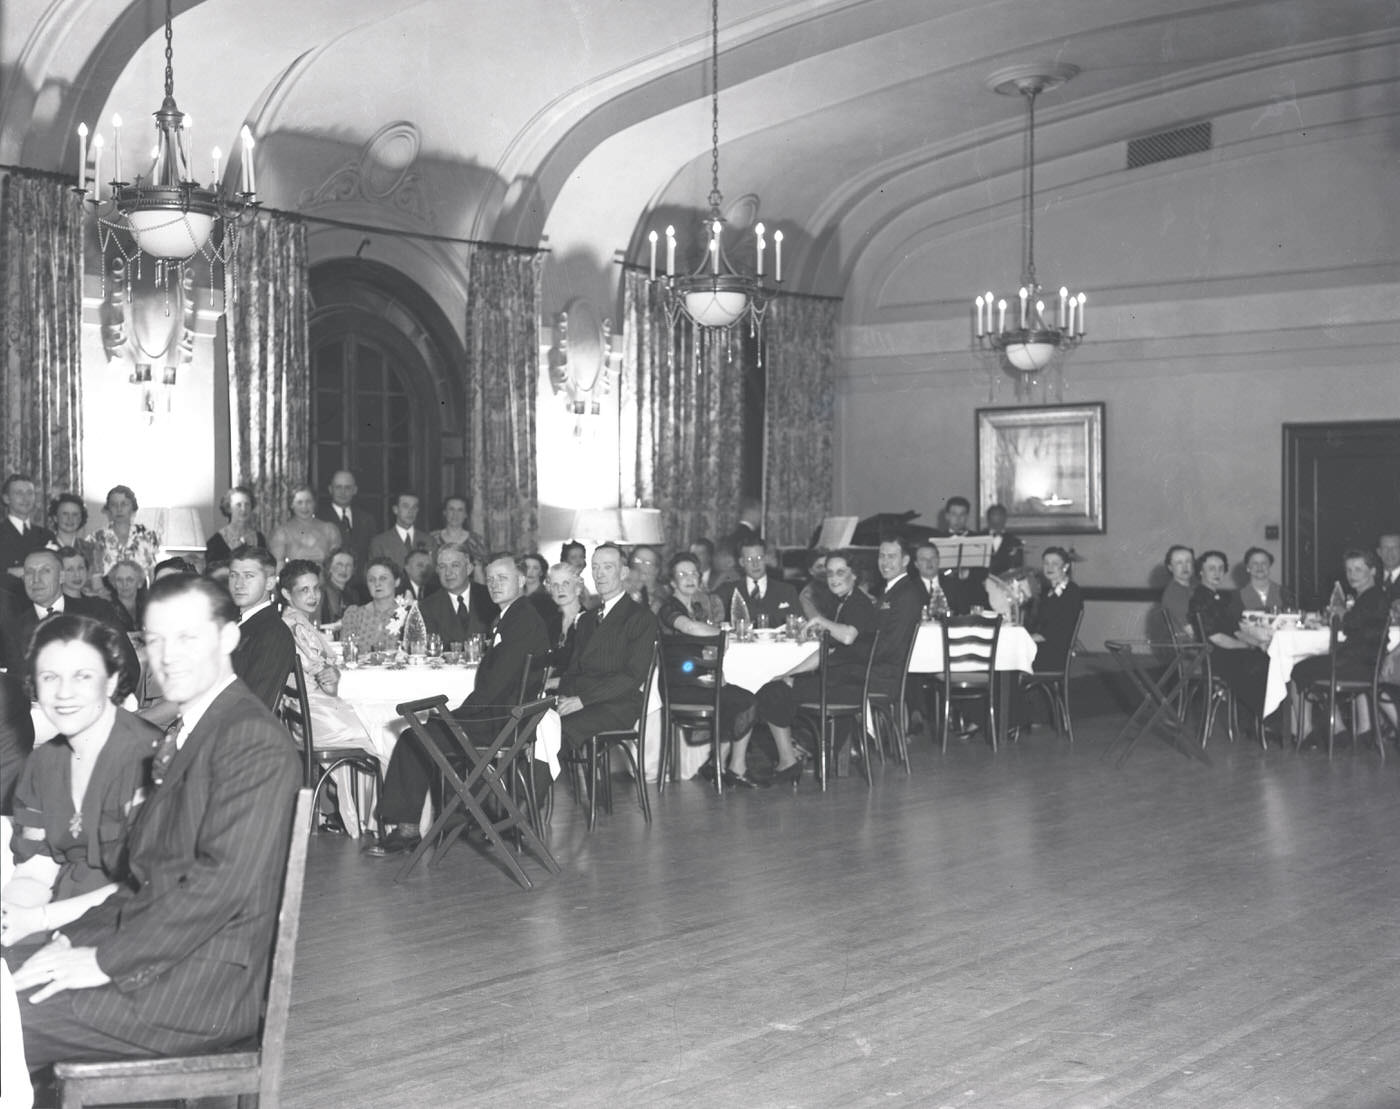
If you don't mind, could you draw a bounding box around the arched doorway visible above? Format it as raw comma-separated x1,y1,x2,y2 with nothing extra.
308,259,465,528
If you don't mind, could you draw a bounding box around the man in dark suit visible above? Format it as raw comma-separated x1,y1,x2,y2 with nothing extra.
983,504,1025,576
1378,531,1400,605
368,491,428,569
556,544,657,754
376,554,551,852
420,542,498,644
319,469,378,572
717,540,801,628
227,545,296,711
0,550,139,696
873,538,926,700
1,473,55,583
14,574,301,1066
398,548,434,604
913,541,976,616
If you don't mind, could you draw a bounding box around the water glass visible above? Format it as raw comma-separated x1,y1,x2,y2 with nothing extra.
753,611,769,630
427,633,443,657
785,613,803,639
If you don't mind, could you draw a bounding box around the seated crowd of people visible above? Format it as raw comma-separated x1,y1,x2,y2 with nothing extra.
2,467,1396,1091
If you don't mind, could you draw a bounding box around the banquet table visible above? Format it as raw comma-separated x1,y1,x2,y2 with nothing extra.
650,636,819,782
1263,624,1400,720
337,662,479,765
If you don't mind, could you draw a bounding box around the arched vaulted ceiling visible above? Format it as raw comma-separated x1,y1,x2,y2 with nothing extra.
4,0,1398,321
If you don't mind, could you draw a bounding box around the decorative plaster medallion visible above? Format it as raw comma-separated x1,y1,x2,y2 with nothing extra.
299,121,436,227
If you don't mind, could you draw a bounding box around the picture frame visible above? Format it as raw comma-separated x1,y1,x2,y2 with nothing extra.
975,403,1105,534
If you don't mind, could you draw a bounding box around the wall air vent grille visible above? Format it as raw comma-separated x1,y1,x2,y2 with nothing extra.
1127,122,1213,169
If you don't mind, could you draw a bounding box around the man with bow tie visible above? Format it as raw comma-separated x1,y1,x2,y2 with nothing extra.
376,554,549,853
717,541,799,628
319,470,377,572
12,574,299,1067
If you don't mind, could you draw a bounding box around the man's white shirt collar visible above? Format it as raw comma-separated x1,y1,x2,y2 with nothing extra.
33,594,65,618
8,514,28,534
396,525,413,543
175,673,237,750
239,598,273,624
885,572,907,591
598,591,626,619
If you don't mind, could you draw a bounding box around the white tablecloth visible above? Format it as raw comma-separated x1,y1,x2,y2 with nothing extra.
907,622,1038,674
1263,625,1400,717
338,663,478,762
647,638,820,782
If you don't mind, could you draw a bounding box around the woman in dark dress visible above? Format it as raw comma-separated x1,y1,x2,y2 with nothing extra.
1293,549,1391,689
658,553,758,787
204,485,266,563
0,615,159,947
1027,546,1083,673
754,551,875,786
1188,549,1269,718
318,546,367,625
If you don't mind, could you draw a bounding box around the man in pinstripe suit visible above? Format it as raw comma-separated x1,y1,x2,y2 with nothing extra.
14,575,301,1067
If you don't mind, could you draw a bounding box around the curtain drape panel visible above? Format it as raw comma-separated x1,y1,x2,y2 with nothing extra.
621,270,748,548
763,293,838,547
1,169,84,499
225,212,310,537
464,246,540,554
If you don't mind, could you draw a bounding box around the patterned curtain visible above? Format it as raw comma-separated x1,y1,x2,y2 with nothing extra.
620,269,748,547
225,212,310,536
465,245,541,554
0,169,84,499
763,292,839,546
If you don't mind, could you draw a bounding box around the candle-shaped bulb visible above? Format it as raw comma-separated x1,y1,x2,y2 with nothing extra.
76,123,88,187
665,225,676,276
111,113,123,182
975,295,985,337
1077,292,1087,335
240,126,257,194
773,229,784,282
212,145,222,187
755,222,765,276
997,298,1007,334
91,133,104,200
648,229,658,280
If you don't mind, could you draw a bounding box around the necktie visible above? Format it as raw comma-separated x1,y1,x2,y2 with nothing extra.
339,509,352,532
750,580,762,603
44,605,54,616
455,593,468,623
152,716,182,786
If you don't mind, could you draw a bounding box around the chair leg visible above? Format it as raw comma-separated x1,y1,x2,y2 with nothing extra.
657,721,670,795
586,741,598,830
1062,676,1075,745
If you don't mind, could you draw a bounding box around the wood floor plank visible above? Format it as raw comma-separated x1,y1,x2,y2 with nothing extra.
279,719,1400,1107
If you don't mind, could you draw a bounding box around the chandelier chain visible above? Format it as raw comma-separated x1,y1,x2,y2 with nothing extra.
1023,85,1037,290
707,0,723,215
163,0,175,101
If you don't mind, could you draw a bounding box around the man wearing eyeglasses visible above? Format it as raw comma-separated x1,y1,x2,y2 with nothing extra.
717,541,799,629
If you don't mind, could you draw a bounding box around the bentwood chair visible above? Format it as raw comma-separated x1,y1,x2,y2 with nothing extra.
55,790,313,1108
1022,608,1085,744
281,658,385,843
561,643,659,829
1295,624,1390,760
930,614,1002,752
797,630,880,790
866,626,919,775
657,631,729,795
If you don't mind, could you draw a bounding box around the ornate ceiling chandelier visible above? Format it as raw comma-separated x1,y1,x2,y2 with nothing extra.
975,64,1086,397
642,0,781,336
75,0,257,296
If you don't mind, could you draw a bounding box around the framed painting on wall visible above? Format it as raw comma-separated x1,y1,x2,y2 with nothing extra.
975,403,1105,534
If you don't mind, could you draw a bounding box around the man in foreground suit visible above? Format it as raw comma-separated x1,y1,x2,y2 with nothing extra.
376,554,550,852
14,574,301,1066
420,542,498,644
556,544,657,754
717,541,800,628
319,470,377,572
0,551,139,697
227,546,296,711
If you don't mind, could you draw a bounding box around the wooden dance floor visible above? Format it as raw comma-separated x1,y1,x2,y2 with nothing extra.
282,714,1400,1108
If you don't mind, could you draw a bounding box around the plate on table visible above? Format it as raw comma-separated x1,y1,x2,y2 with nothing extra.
752,628,783,641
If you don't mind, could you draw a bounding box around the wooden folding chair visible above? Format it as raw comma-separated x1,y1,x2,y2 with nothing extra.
393,696,560,887
54,789,314,1108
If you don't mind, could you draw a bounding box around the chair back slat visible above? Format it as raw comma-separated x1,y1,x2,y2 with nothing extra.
258,787,313,1104
941,615,1000,672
